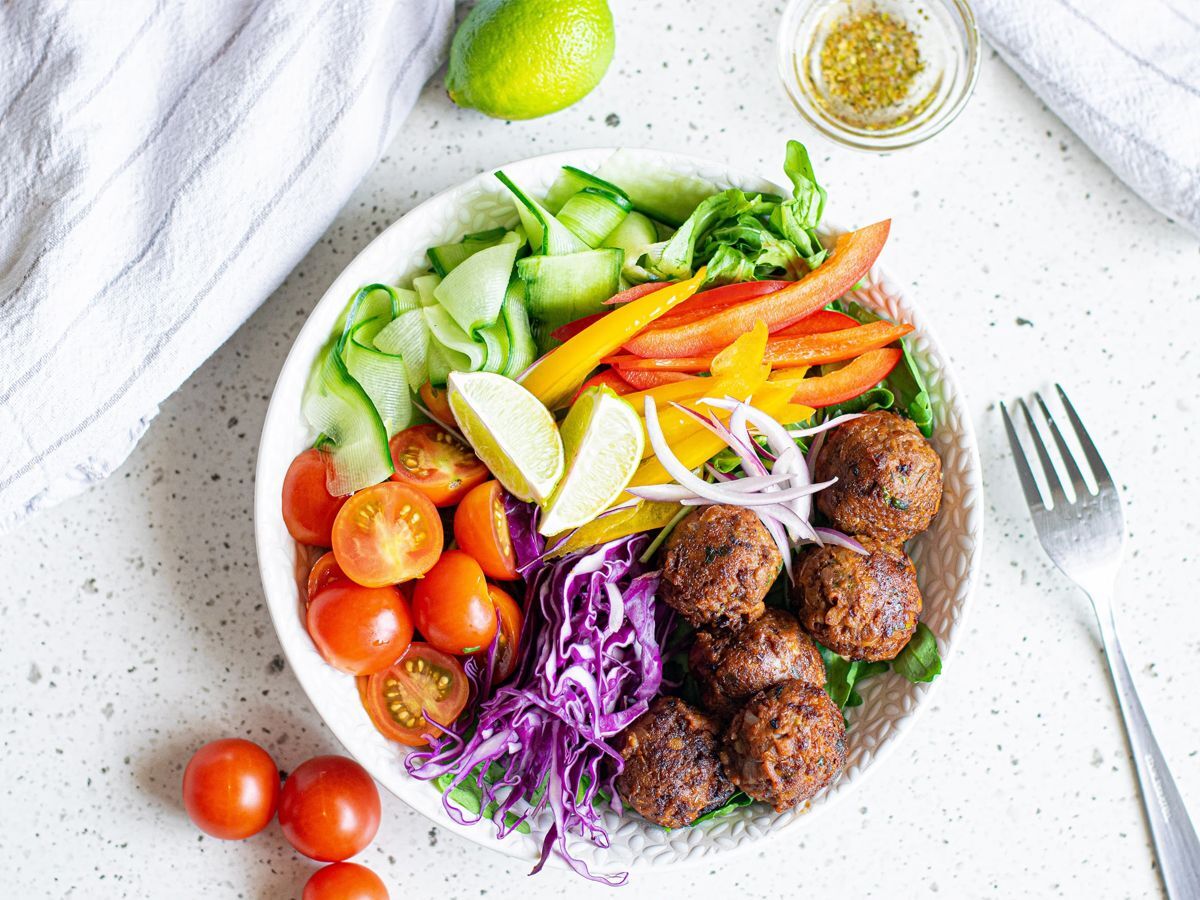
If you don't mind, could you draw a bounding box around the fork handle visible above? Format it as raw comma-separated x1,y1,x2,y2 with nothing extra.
1095,603,1200,898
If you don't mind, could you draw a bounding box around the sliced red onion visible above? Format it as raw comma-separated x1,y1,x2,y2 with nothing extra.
675,478,835,507
705,464,734,482
671,402,766,476
787,412,865,438
756,511,793,580
757,502,819,542
813,527,868,554
629,473,792,503
703,396,796,458
806,429,827,482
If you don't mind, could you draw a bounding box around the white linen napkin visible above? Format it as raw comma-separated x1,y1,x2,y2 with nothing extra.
974,0,1200,234
0,0,453,531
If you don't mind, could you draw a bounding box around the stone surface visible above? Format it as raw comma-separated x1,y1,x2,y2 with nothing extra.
2,2,1198,897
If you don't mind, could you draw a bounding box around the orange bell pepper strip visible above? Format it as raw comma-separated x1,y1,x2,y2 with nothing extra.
771,348,902,408
608,321,913,373
772,309,860,337
570,368,633,404
617,370,694,390
520,268,707,408
622,221,890,358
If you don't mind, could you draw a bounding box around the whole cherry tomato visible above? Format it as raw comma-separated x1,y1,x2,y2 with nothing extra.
278,756,380,862
182,738,279,840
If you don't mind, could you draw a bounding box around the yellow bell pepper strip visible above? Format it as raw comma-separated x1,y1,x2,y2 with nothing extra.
519,268,707,409
547,499,681,557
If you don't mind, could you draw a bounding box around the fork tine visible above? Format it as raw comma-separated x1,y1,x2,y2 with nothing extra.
1000,402,1046,511
1055,384,1115,488
1034,392,1093,497
1018,398,1068,506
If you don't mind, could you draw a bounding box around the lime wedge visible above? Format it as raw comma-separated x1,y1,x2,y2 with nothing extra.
447,371,564,503
538,386,644,536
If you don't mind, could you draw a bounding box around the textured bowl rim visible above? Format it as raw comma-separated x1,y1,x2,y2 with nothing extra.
253,146,984,876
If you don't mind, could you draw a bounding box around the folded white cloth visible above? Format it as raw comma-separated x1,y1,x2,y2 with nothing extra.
975,0,1200,233
0,0,453,531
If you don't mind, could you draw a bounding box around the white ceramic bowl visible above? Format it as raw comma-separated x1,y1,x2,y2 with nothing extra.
254,149,984,878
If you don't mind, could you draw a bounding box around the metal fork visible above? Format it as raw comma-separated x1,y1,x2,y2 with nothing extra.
1001,385,1200,898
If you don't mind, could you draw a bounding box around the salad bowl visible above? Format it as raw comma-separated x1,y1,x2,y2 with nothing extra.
254,148,984,875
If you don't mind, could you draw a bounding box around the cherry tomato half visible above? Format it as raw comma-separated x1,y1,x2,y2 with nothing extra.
182,738,279,840
278,756,381,862
303,863,389,900
331,482,442,588
307,551,347,603
306,583,413,676
418,382,454,427
363,643,469,746
411,550,496,656
488,584,523,684
453,481,518,581
388,424,487,507
283,449,347,547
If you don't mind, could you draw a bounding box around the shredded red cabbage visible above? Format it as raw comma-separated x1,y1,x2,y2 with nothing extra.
405,494,669,886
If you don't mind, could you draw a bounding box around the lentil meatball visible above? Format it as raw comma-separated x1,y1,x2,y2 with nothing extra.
720,680,845,811
814,410,943,543
614,696,735,828
659,505,781,631
793,536,921,661
689,608,826,718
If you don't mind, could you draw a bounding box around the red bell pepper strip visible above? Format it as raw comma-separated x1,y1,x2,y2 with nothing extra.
777,348,902,408
622,220,890,357
773,308,860,337
623,280,791,342
570,368,633,404
550,311,607,343
607,321,913,372
600,281,677,306
616,369,694,390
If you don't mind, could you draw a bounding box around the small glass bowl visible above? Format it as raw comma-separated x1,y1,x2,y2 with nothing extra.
777,0,981,151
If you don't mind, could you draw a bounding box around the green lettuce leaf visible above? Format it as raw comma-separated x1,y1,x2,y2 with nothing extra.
893,623,942,683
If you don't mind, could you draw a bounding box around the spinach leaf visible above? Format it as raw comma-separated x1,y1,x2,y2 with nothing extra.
818,644,891,711
893,623,942,683
821,386,895,419
689,791,754,827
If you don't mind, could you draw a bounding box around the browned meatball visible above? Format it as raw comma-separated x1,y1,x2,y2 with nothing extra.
689,608,826,719
659,505,781,631
720,680,845,811
614,696,735,828
793,536,921,661
814,410,943,543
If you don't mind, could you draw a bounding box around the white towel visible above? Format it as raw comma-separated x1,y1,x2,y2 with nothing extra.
0,0,453,531
975,0,1200,233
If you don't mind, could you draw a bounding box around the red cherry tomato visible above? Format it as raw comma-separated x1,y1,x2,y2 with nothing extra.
306,583,413,676
331,482,442,588
418,382,455,427
453,481,518,581
182,738,279,840
282,449,347,546
411,550,496,656
303,863,389,900
388,424,488,507
363,643,469,746
307,551,347,603
278,756,381,862
488,584,523,683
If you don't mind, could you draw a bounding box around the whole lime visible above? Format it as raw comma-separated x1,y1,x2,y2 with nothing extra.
446,0,615,120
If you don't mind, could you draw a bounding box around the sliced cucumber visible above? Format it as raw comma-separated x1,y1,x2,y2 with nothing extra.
516,248,623,353
601,210,658,257
500,279,537,379
374,307,430,389
557,188,632,248
425,339,453,388
495,171,588,256
543,165,630,214
342,318,414,437
422,303,485,372
302,342,393,495
413,273,442,307
433,239,518,335
427,226,509,276
478,318,510,374
334,283,403,344
594,150,718,226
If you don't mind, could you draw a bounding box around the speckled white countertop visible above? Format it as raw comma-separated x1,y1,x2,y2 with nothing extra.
3,3,1198,898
